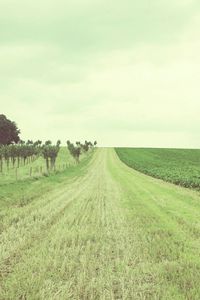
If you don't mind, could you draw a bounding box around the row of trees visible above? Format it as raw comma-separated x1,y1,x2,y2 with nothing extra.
0,139,97,173
67,140,97,163
0,141,42,172
0,140,62,172
42,140,61,171
0,114,98,174
0,115,62,172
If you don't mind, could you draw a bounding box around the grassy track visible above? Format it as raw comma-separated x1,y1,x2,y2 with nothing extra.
1,148,200,299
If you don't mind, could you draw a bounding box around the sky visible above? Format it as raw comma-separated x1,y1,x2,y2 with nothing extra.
1,0,200,147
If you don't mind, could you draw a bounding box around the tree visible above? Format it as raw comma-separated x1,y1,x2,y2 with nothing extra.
0,115,20,145
67,140,81,163
48,140,61,169
81,141,89,152
42,140,61,171
0,146,3,172
67,139,95,163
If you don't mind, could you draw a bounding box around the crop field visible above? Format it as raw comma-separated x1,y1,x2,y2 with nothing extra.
1,148,200,299
116,147,200,189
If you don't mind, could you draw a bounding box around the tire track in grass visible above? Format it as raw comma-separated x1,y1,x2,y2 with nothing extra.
0,149,169,298
0,151,100,283
0,150,95,235
2,148,200,299
0,149,129,299
0,150,99,260
39,150,153,299
0,191,93,296
50,149,158,299
0,187,86,282
0,183,84,263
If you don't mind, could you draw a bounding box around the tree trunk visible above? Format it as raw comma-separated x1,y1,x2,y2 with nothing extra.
0,158,2,172
17,157,20,168
6,158,9,171
46,158,49,171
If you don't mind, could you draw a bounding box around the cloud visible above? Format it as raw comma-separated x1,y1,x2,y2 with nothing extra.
0,1,200,147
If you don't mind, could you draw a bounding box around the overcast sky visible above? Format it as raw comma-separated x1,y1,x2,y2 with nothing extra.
1,0,200,147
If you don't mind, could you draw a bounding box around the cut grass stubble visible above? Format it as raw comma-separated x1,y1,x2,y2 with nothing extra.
1,149,200,299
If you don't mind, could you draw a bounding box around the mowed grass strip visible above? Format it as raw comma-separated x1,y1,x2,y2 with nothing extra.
108,149,200,299
1,149,200,299
0,149,94,256
0,148,93,210
0,151,95,287
116,147,200,189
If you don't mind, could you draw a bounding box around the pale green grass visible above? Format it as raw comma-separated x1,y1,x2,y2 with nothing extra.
1,149,200,299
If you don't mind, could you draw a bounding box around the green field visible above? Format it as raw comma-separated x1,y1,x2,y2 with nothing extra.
1,148,200,299
116,147,200,189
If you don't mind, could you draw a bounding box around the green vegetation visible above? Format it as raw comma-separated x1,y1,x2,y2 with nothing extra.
0,140,95,184
0,114,20,145
0,115,96,183
0,147,78,185
0,140,42,173
67,140,96,163
42,140,61,171
1,113,200,298
1,148,200,299
116,147,200,189
0,149,94,211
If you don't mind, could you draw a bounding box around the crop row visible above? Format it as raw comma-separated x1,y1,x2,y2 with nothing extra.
115,148,200,189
